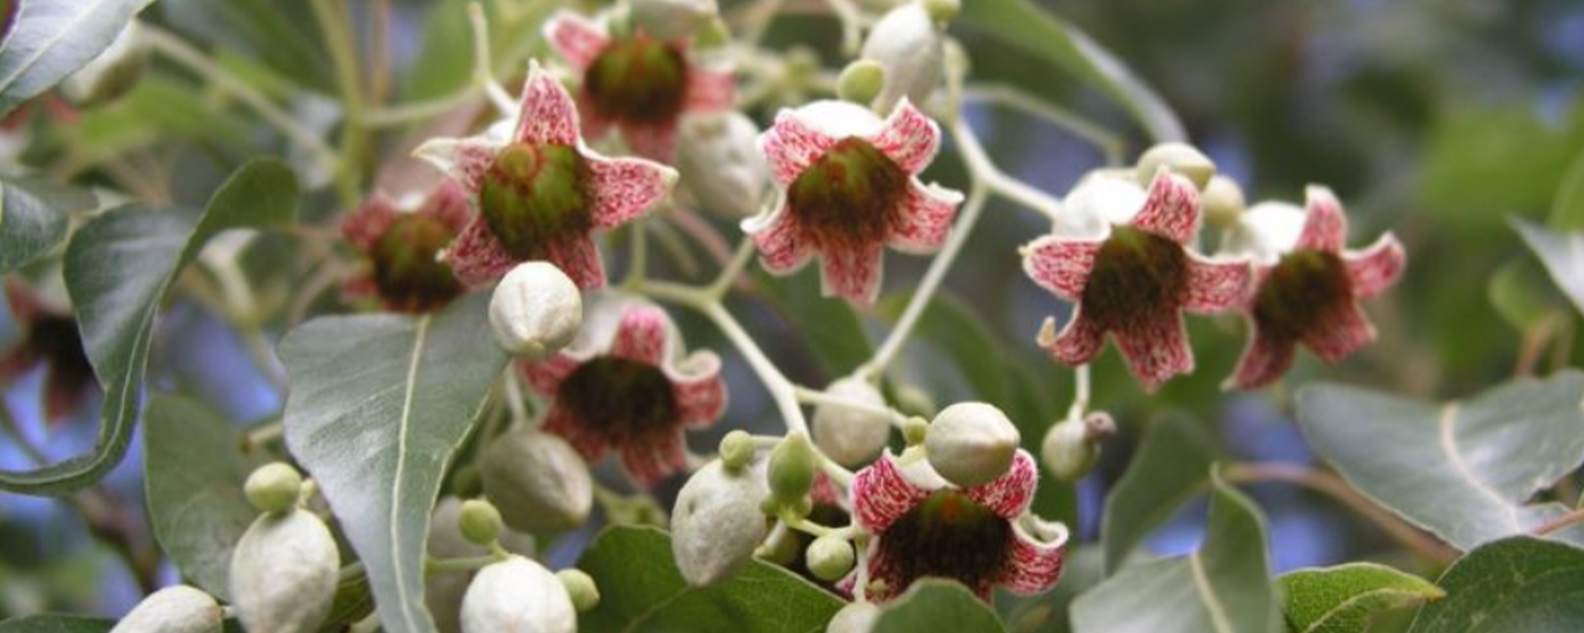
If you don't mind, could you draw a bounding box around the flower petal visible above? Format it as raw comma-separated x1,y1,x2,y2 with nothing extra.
1295,186,1347,253
545,234,608,289
670,352,727,426
413,136,497,192
516,63,584,146
749,206,815,273
519,353,583,394
964,450,1037,519
1301,303,1375,364
887,183,961,254
341,195,399,251
1227,324,1297,390
684,66,736,114
444,218,520,288
819,241,886,305
852,454,934,533
609,307,670,365
619,431,688,488
544,12,608,71
1037,312,1105,366
1022,236,1100,300
617,121,681,163
587,155,676,229
1183,254,1252,314
543,402,611,462
857,537,905,601
869,100,941,175
422,180,473,232
1344,234,1406,300
761,111,838,186
997,520,1067,596
1130,171,1201,244
1113,313,1193,391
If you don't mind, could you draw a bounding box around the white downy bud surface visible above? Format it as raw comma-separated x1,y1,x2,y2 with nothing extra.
480,427,594,535
925,402,1021,487
229,509,340,633
1051,170,1148,240
861,2,945,113
671,460,770,587
489,262,583,359
428,498,537,633
630,0,719,39
826,601,882,633
1218,201,1306,266
461,556,577,633
1135,143,1216,191
109,585,221,633
678,112,770,218
812,378,891,468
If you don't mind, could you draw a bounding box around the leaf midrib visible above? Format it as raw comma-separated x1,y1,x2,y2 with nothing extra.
387,314,433,633
0,1,108,91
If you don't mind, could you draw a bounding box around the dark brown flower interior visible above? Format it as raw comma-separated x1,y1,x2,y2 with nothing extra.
787,137,909,251
1253,249,1353,342
875,489,1012,595
1081,225,1189,330
585,34,689,125
480,142,594,259
23,315,96,419
557,356,680,444
370,214,464,312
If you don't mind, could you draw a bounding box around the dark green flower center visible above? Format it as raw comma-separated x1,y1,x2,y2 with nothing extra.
557,356,680,443
1253,249,1352,341
875,490,1012,594
1081,226,1189,330
479,143,594,259
369,214,464,313
585,34,689,125
787,137,909,250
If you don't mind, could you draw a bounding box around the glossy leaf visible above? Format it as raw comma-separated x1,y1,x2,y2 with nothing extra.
1296,371,1584,551
1277,563,1444,633
875,292,1008,406
1407,537,1584,633
1513,219,1584,317
751,268,872,377
1101,413,1219,574
0,615,113,633
280,291,508,633
0,158,299,495
0,178,96,273
1073,474,1281,633
872,580,1007,633
576,525,844,633
0,0,156,117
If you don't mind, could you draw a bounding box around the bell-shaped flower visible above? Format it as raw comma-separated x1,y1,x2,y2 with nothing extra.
339,181,470,313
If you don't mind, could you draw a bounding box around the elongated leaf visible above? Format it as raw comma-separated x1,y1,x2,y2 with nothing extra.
144,394,266,601
873,580,1007,633
0,158,299,495
1073,474,1281,633
0,178,96,273
576,525,844,633
0,615,113,633
281,291,507,633
1407,537,1584,633
959,0,1184,143
1278,563,1444,633
1101,413,1219,574
1296,371,1584,551
1549,151,1584,231
1513,219,1584,317
0,0,156,117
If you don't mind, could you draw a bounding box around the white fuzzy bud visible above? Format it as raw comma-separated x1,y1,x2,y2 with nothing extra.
461,556,577,633
1040,412,1116,482
229,509,340,633
1218,200,1306,266
925,402,1021,487
860,2,945,113
678,112,769,218
1201,175,1246,230
826,601,881,633
1052,170,1147,240
110,585,221,633
812,378,891,468
489,262,583,359
630,0,719,40
427,498,537,633
480,427,594,535
671,460,770,587
1136,143,1216,192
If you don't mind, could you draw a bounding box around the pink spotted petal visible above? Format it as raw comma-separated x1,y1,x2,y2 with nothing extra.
1183,254,1253,314
587,155,675,229
444,219,519,288
1227,325,1297,390
857,539,904,601
810,472,845,508
1296,186,1348,253
761,111,838,186
617,121,681,163
545,234,608,289
341,195,399,252
1301,303,1375,364
543,403,611,463
1113,313,1194,392
1039,311,1106,367
1129,172,1201,244
1022,237,1100,301
673,370,727,426
544,12,608,71
518,353,583,394
514,63,583,147
819,241,886,305
413,136,498,193
422,180,473,232
869,100,941,175
620,431,689,488
964,450,1037,519
887,183,961,254
609,307,670,365
749,207,815,273
852,454,933,533
1344,234,1406,300
684,66,736,114
998,527,1066,596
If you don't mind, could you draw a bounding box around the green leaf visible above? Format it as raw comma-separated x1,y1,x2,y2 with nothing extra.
143,394,266,601
875,292,1008,406
280,291,508,633
576,525,844,633
0,178,96,273
1101,413,1219,574
958,0,1184,143
1513,219,1584,317
0,0,157,117
1548,151,1584,231
1407,537,1584,633
1074,473,1281,633
0,615,113,633
1486,259,1569,333
871,580,1007,633
1277,563,1444,633
1296,371,1584,551
158,0,333,94
751,268,872,377
1419,106,1584,232
0,158,299,496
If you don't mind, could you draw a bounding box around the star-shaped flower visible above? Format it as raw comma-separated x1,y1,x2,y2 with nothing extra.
747,99,962,304
415,62,677,290
1,282,96,424
1021,170,1253,391
519,296,727,487
339,181,469,313
1223,186,1405,389
545,11,735,162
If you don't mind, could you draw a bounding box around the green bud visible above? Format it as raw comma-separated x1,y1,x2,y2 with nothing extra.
768,432,818,505
837,60,886,107
458,499,504,546
720,430,756,472
1202,175,1247,230
244,462,303,514
902,417,930,446
892,382,937,419
756,525,802,566
1040,412,1116,482
1135,143,1216,191
556,568,601,612
806,536,855,582
695,17,731,50
922,0,961,24
926,402,1020,487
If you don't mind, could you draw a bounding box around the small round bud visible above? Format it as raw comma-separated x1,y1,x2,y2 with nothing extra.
488,262,583,359
630,0,719,40
806,536,855,581
902,417,929,446
230,509,340,633
860,2,945,113
925,402,1021,487
1202,175,1246,230
244,462,303,515
720,430,756,472
1218,201,1306,265
458,499,504,546
462,556,576,633
672,460,770,587
480,427,594,535
922,0,961,24
1135,143,1216,191
110,585,221,633
812,378,892,468
556,569,600,612
837,60,886,106
826,601,882,633
768,432,818,504
1040,412,1117,482
678,112,769,218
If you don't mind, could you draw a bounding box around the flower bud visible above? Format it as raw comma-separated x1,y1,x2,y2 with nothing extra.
110,585,221,633
768,432,818,505
922,0,961,24
860,2,945,113
428,498,536,633
812,378,891,468
230,509,340,633
925,402,1020,487
1201,175,1246,230
630,0,719,40
462,556,576,633
1135,143,1216,191
671,460,770,587
720,430,757,472
1040,412,1116,482
480,427,594,535
488,262,583,359
677,112,769,218
826,601,881,633
902,417,929,446
556,568,600,612
837,60,886,106
1218,200,1305,266
458,499,503,546
244,462,303,515
806,535,855,582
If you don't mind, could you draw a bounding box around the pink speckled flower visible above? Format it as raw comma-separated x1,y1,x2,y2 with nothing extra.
339,181,470,313
844,450,1067,602
1021,170,1253,391
519,296,727,487
545,11,734,162
746,100,962,305
414,62,677,290
1,282,95,424
1224,187,1406,389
